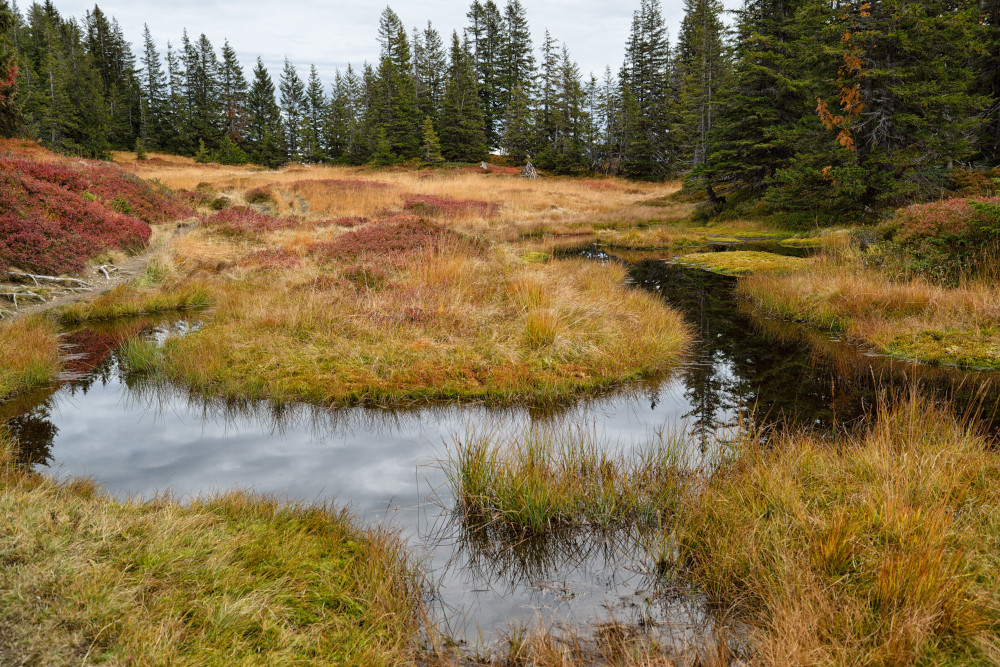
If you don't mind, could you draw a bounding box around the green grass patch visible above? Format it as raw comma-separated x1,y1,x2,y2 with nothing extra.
59,283,211,324
675,251,811,276
0,434,420,664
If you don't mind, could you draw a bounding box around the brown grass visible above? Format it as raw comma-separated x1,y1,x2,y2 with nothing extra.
680,394,1000,665
0,316,59,399
113,152,678,240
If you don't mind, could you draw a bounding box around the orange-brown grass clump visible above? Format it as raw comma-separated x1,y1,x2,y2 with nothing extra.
114,211,690,405
739,254,1000,368
679,395,1000,665
0,315,60,399
0,432,420,664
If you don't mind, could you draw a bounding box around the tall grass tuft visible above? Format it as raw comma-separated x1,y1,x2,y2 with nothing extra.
0,315,60,399
446,427,689,534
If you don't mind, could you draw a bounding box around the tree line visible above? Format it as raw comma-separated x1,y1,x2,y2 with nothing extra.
0,0,997,216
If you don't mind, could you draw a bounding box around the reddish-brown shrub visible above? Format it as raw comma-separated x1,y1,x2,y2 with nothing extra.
308,216,467,263
239,248,302,270
403,194,499,218
203,207,301,237
290,179,391,192
0,160,152,275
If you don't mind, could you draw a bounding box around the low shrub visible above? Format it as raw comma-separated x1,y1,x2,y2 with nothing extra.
244,186,275,205
875,197,1000,282
203,207,300,238
308,216,470,263
239,248,301,270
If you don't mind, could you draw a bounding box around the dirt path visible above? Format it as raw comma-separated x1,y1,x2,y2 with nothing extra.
1,218,199,320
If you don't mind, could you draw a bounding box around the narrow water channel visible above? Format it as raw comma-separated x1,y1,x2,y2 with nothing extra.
2,242,997,650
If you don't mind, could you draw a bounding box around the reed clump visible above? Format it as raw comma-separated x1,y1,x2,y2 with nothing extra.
679,396,1000,665
0,432,420,665
446,428,689,534
0,315,60,399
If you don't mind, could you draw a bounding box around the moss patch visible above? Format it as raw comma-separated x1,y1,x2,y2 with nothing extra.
883,327,1000,368
675,251,811,276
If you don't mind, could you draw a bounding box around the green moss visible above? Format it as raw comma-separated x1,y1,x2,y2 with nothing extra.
520,251,551,263
675,251,811,276
883,328,1000,368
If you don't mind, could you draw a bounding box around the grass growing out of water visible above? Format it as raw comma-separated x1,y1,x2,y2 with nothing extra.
675,251,811,276
59,282,211,324
0,316,60,399
0,432,420,664
679,396,1000,665
446,428,689,533
740,257,1000,368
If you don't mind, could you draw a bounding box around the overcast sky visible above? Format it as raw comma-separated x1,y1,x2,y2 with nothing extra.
50,0,742,87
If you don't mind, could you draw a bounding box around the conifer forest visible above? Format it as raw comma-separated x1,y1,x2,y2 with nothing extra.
2,1,1000,665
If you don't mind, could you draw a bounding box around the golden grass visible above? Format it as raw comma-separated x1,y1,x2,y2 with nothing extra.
594,220,788,250
114,152,679,241
126,235,690,405
679,395,1000,665
740,254,1000,367
0,432,420,665
0,316,60,399
676,251,812,276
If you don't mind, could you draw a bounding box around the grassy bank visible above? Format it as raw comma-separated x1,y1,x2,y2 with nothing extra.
739,256,1000,368
680,397,1000,665
0,316,60,400
0,433,419,664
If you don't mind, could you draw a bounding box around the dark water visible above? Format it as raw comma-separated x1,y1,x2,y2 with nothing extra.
2,242,997,650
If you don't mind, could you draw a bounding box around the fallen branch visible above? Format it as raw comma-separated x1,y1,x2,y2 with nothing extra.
96,265,122,280
0,289,44,309
7,271,92,288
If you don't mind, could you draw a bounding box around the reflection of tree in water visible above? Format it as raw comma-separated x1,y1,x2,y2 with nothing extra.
5,402,59,467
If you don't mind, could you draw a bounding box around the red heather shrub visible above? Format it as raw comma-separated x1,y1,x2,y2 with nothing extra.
309,216,466,263
301,274,351,291
879,197,1000,283
3,157,192,223
239,248,302,270
0,161,152,275
332,216,368,228
291,179,391,192
203,207,301,237
891,197,999,245
404,194,498,218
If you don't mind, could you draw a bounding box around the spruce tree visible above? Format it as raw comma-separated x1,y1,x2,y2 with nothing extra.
0,0,23,137
218,39,248,145
369,7,420,159
278,57,305,160
674,0,728,175
246,57,284,167
439,32,486,162
618,0,675,179
421,114,444,164
181,32,223,152
138,25,168,149
502,82,533,161
977,0,1000,164
301,64,326,162
706,0,809,195
414,21,446,123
